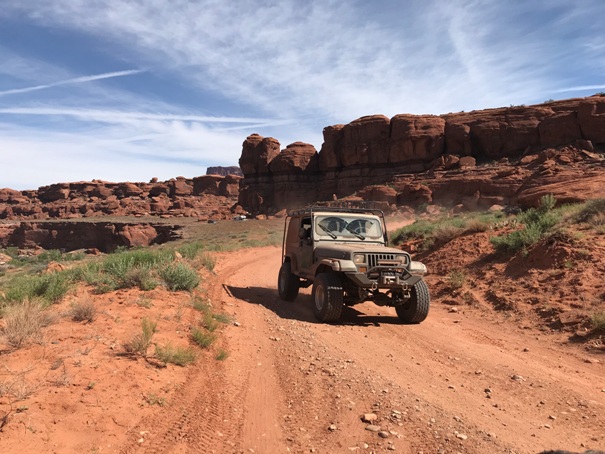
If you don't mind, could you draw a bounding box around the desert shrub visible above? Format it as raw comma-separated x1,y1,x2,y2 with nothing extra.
123,317,157,356
191,295,211,312
491,195,560,254
575,198,605,225
446,269,467,289
433,224,464,244
591,311,605,331
160,263,200,291
198,252,216,271
1,299,52,348
211,312,232,324
202,311,220,332
191,327,216,349
391,213,496,250
155,343,196,366
177,241,206,260
2,272,73,305
215,349,229,361
70,300,97,323
123,266,159,291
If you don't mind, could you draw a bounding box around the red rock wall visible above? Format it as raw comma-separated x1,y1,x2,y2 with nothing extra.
0,174,242,221
238,96,605,213
0,222,182,252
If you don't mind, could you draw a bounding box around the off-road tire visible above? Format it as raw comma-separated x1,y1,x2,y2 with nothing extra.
395,279,430,324
312,273,343,322
278,261,300,301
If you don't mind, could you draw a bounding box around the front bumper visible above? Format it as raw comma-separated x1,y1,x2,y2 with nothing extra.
344,268,423,289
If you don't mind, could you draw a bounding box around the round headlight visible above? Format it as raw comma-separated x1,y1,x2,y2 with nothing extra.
353,254,365,264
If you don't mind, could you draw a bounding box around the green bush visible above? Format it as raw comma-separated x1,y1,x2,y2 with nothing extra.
160,263,200,291
155,343,196,366
191,327,216,349
2,272,73,305
177,241,206,260
575,198,605,225
490,195,560,254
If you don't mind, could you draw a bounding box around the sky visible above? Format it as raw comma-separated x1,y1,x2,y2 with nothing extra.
1,0,604,190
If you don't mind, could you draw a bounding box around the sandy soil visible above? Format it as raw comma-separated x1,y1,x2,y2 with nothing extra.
1,241,604,453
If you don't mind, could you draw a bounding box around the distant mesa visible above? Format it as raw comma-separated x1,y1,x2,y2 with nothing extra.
206,166,243,177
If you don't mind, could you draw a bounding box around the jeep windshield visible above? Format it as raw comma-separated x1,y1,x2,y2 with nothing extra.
314,214,384,241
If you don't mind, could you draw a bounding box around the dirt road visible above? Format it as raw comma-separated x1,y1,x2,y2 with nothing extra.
126,246,604,454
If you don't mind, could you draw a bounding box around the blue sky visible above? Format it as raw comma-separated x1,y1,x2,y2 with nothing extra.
1,0,604,190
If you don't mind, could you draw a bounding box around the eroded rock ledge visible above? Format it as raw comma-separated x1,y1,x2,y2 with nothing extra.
0,222,182,253
0,175,242,221
238,95,605,213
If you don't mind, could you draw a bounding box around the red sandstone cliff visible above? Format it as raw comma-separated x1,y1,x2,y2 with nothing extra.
238,95,605,213
0,175,242,221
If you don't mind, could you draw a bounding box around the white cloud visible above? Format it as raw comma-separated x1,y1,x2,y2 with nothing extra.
1,0,604,190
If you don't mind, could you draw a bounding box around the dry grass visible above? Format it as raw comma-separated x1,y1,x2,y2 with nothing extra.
123,317,157,356
1,300,53,348
69,300,97,323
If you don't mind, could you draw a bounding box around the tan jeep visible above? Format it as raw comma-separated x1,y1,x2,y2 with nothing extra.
278,206,430,323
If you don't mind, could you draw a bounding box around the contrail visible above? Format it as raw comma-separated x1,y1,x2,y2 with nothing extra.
0,69,146,96
553,84,605,93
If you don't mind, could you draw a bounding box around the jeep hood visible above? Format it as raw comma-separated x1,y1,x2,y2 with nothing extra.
314,242,407,259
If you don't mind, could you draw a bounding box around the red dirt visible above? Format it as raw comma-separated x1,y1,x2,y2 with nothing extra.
1,238,604,453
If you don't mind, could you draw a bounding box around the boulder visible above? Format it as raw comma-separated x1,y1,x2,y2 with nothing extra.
389,115,445,164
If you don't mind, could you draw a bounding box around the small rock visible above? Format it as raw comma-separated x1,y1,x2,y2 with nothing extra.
448,307,459,313
233,321,241,327
455,433,467,440
365,424,381,432
511,374,524,382
543,424,551,429
548,415,556,420
378,431,389,438
362,413,378,423
522,348,530,352
328,424,337,431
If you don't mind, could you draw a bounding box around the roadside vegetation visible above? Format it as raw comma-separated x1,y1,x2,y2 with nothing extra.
391,210,504,251
392,195,603,256
392,195,605,338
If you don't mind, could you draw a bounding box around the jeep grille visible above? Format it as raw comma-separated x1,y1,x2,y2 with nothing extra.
367,253,408,268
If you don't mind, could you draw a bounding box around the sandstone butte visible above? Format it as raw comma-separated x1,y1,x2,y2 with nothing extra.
2,94,605,223
238,94,605,214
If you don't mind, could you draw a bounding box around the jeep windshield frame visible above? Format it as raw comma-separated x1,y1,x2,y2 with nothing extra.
283,205,390,260
314,213,384,243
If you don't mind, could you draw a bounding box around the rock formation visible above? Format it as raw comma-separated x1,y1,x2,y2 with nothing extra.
238,95,605,213
0,222,182,252
0,175,242,221
206,166,243,177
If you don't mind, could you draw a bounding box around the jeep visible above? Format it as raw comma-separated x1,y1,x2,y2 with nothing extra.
278,205,430,323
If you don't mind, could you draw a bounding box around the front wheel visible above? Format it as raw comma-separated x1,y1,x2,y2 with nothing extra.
312,273,343,322
278,261,300,301
395,280,430,324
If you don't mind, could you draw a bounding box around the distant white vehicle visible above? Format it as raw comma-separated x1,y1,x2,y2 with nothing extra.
233,215,247,221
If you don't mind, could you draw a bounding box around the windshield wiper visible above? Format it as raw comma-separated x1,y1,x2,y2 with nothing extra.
344,223,366,240
318,223,337,239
